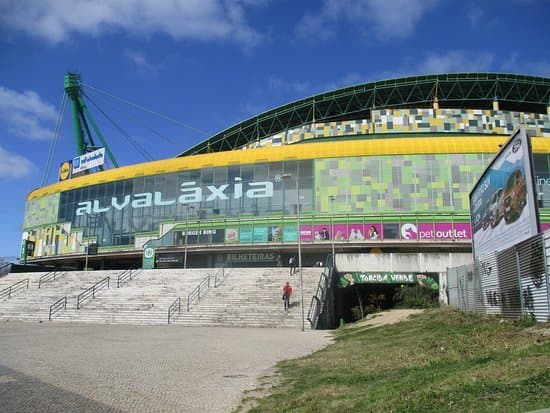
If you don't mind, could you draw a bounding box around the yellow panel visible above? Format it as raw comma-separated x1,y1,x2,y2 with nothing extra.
431,118,444,127
28,135,550,200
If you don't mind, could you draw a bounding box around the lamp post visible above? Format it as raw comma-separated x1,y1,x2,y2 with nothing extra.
328,195,335,268
84,244,89,271
184,204,195,269
282,172,305,331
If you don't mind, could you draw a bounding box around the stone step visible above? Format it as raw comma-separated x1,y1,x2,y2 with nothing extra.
0,267,325,328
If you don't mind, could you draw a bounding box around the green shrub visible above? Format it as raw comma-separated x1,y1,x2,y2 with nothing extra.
516,312,537,327
394,285,439,308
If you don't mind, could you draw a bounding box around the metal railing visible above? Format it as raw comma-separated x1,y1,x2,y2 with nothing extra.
187,276,211,312
307,254,334,329
49,297,67,320
167,297,181,324
77,277,110,309
0,263,11,277
167,265,229,324
117,265,141,288
0,279,29,300
39,271,64,288
213,264,229,288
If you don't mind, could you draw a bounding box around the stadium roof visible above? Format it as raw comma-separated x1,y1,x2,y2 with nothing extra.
178,72,550,157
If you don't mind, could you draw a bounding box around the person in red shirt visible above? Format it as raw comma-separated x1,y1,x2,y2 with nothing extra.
282,282,293,312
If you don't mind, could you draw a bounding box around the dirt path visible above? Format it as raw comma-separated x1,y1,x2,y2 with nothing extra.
354,308,425,329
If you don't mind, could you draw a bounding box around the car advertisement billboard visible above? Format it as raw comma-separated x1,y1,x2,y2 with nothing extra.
470,125,539,259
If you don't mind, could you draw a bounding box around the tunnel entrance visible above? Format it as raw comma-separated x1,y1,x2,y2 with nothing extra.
334,272,440,324
335,284,399,323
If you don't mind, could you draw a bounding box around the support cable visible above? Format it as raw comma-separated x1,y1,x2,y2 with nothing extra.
81,82,210,137
84,89,180,147
84,93,153,161
42,93,68,185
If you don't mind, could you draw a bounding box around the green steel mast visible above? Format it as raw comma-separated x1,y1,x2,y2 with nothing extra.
63,72,119,167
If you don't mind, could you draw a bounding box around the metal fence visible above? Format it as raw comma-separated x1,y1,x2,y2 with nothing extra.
447,231,550,322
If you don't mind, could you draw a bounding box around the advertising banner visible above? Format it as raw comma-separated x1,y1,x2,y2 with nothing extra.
268,225,283,242
338,272,439,289
239,227,253,243
470,126,539,259
142,243,155,269
180,228,222,245
299,223,383,241
283,225,298,242
156,253,184,268
225,228,239,243
72,147,106,174
253,227,268,242
20,238,28,264
401,222,471,240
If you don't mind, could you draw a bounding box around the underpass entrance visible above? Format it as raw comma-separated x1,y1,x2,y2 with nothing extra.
334,271,440,323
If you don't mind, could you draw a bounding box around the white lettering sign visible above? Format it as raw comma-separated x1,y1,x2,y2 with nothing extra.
76,177,274,216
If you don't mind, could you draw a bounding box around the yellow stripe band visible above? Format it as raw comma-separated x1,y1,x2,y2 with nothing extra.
28,135,550,200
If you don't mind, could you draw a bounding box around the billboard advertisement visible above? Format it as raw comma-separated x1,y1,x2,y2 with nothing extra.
72,147,106,174
470,126,539,259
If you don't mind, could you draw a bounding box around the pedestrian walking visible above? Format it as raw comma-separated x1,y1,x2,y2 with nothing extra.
289,256,297,275
282,282,293,312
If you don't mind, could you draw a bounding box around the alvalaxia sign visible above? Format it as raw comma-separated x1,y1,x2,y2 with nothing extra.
75,177,274,216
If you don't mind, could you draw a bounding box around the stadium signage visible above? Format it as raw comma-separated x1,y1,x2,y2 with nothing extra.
75,177,274,216
73,148,105,174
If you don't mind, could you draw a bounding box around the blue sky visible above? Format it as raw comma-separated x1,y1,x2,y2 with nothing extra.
0,0,549,259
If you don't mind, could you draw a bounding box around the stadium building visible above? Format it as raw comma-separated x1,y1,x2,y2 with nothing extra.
22,73,550,275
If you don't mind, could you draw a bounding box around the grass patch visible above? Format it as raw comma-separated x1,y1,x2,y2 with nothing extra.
234,308,550,413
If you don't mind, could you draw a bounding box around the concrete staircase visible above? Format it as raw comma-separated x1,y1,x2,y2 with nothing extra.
0,267,324,328
54,268,212,325
0,270,117,323
171,267,322,328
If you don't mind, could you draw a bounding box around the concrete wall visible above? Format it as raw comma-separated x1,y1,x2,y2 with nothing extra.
335,252,473,273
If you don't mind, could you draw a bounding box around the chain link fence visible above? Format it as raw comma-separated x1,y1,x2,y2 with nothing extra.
447,231,550,322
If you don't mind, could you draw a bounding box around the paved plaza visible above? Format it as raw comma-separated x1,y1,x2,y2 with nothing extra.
0,322,331,412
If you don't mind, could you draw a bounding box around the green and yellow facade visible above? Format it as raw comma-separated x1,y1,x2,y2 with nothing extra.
22,73,550,268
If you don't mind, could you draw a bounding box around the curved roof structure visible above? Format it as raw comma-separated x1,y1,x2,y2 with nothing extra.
178,72,550,157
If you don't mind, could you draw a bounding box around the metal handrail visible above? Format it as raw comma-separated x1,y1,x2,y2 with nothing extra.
117,265,141,288
213,264,229,287
307,255,334,328
307,270,328,328
77,276,110,309
167,264,230,323
167,297,181,324
187,276,211,311
39,271,64,288
0,279,29,299
186,264,230,312
49,297,67,320
0,263,11,277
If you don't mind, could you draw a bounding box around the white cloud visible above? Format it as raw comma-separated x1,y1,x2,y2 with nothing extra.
467,7,484,28
321,73,367,92
417,50,494,73
0,0,263,48
267,76,314,96
500,53,550,77
0,86,57,140
0,146,34,178
263,50,497,101
296,0,440,41
123,49,159,74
